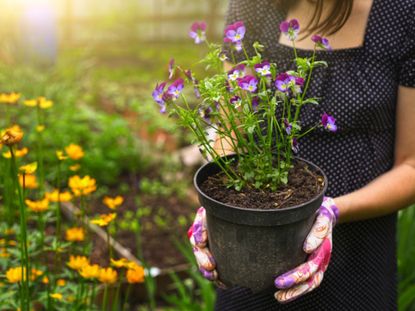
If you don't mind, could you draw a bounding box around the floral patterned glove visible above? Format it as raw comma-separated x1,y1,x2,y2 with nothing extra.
274,197,339,303
187,207,218,281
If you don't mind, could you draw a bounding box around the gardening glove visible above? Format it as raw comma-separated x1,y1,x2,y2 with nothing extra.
274,197,339,303
187,207,218,281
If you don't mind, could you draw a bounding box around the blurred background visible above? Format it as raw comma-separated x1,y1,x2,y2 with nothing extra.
0,0,414,310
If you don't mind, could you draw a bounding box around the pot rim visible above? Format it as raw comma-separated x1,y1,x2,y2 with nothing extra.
194,155,328,213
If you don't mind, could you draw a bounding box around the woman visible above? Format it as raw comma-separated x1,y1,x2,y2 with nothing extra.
188,0,415,309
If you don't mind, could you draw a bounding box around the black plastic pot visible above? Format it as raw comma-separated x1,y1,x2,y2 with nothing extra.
194,156,327,293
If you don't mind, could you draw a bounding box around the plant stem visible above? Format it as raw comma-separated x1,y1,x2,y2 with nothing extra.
102,284,109,311
112,280,122,311
9,147,30,311
36,106,45,195
122,283,131,311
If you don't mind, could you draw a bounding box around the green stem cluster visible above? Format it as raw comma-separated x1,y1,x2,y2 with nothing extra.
168,36,324,191
9,147,30,311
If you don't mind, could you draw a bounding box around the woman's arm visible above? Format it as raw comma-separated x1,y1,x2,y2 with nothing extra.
335,86,415,223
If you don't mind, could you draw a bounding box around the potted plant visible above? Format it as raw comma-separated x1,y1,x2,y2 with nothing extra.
152,19,336,292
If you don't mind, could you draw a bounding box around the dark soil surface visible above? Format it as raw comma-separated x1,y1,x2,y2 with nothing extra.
200,160,325,210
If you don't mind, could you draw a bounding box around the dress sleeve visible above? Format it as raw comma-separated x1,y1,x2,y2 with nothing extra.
398,7,415,87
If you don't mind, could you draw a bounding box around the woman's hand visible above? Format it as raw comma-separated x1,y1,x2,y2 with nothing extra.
274,197,339,303
187,207,218,281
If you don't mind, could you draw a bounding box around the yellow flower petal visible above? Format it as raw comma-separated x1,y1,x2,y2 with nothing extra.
0,126,24,146
25,198,49,213
69,175,96,196
65,144,84,160
24,99,37,107
56,150,68,161
19,162,37,174
50,293,63,300
103,196,124,210
36,125,45,132
0,92,21,104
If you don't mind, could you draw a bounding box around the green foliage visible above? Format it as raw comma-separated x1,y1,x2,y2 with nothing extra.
162,38,327,191
163,239,216,311
398,205,415,310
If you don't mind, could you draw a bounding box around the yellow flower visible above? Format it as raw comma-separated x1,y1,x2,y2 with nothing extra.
50,293,63,300
65,227,85,242
0,248,10,258
24,97,53,109
6,267,26,283
45,189,73,202
79,264,100,279
30,268,44,281
36,125,45,132
126,265,145,284
0,126,24,147
23,99,37,107
65,144,84,160
103,196,124,210
69,164,81,172
91,213,116,227
67,255,89,270
38,97,53,109
4,228,15,235
3,147,29,159
25,198,49,213
56,150,68,161
19,162,38,174
19,173,38,189
0,92,21,104
69,175,96,196
42,276,49,284
98,267,117,284
57,279,66,286
110,258,130,268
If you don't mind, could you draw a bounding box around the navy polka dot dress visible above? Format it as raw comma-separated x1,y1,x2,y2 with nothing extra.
216,0,415,310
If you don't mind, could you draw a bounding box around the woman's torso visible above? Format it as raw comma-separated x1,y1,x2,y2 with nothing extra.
216,0,414,309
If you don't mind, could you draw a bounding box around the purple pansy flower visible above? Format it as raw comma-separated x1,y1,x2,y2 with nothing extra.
184,70,201,99
189,21,207,44
167,78,184,100
275,73,304,94
254,61,272,77
199,106,213,123
284,119,292,135
227,64,245,81
184,69,193,81
251,96,259,111
311,35,332,50
291,137,299,153
279,19,300,40
224,21,245,52
152,82,167,113
224,21,246,43
234,41,243,52
152,82,166,104
275,73,294,93
238,75,258,93
230,95,242,108
168,58,175,79
293,77,305,94
321,113,337,132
